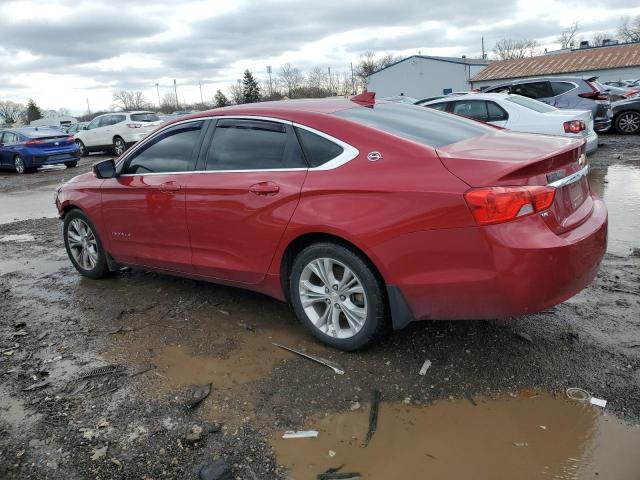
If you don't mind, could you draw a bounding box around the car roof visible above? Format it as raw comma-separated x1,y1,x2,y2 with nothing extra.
423,92,511,103
489,76,591,87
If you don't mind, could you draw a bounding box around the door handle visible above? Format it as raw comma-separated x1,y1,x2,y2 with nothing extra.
249,182,280,195
159,181,181,192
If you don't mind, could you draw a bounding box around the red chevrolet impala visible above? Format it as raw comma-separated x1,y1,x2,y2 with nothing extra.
55,94,607,350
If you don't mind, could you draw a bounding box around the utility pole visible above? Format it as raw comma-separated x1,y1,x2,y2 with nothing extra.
86,98,91,116
155,83,161,109
173,79,179,110
266,65,273,97
350,61,355,95
328,66,332,95
199,81,204,106
481,36,486,60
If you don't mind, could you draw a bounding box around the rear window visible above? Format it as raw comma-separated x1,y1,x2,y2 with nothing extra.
334,103,491,148
131,113,160,122
505,95,556,113
295,127,344,167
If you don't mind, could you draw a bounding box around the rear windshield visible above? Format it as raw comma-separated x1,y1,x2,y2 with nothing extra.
334,103,491,148
505,95,556,113
130,113,160,122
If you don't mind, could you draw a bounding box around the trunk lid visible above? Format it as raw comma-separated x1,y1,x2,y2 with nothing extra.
437,131,591,234
27,134,74,150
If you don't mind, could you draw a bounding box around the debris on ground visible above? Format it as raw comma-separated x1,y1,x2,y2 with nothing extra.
465,391,477,407
515,332,534,344
590,397,607,408
317,465,361,480
418,359,432,376
184,425,204,444
129,364,156,377
272,342,345,375
364,389,381,446
566,387,590,402
513,442,529,447
282,430,319,439
199,457,233,480
80,364,126,379
90,445,108,461
23,380,50,391
185,383,212,409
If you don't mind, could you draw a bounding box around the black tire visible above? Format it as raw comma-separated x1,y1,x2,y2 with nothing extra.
14,155,28,174
289,242,387,351
63,209,109,279
64,161,78,168
614,110,640,135
113,136,126,156
76,139,88,157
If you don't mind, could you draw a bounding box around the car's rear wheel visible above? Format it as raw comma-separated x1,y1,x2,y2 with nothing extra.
64,161,78,168
63,210,109,279
75,139,88,157
13,155,29,174
113,136,126,156
615,111,640,134
290,242,387,351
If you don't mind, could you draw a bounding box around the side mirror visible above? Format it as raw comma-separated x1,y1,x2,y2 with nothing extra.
93,158,116,179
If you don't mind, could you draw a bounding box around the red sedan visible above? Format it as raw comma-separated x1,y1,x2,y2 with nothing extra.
55,93,607,350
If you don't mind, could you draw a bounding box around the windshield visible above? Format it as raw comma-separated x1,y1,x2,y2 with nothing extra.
334,103,491,148
130,113,160,122
505,95,556,113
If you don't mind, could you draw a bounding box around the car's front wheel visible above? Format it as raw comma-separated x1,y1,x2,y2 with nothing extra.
75,140,88,157
113,136,126,156
289,242,387,351
615,111,640,134
63,210,109,279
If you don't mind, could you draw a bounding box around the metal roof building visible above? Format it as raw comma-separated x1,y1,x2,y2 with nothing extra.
366,55,489,100
470,42,640,88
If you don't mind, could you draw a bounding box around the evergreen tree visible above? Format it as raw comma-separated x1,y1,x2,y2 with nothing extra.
26,99,42,123
214,89,230,108
242,70,261,103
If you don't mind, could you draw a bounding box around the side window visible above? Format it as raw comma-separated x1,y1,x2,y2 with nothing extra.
486,102,509,122
551,82,576,96
452,100,488,121
2,132,18,143
427,102,449,111
125,121,203,174
512,81,553,99
206,119,305,170
112,114,126,125
98,116,113,127
294,127,343,168
87,118,101,130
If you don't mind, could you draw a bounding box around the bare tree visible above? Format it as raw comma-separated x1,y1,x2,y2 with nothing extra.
305,67,329,97
355,51,400,92
493,38,540,60
618,16,640,43
228,83,244,105
42,109,58,118
160,92,178,113
591,32,611,47
557,22,579,49
0,100,26,125
111,90,152,111
57,107,71,116
277,63,304,98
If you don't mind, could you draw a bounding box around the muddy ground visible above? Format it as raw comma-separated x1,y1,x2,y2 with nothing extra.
0,138,639,480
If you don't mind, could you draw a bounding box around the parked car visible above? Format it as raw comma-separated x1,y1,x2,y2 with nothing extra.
0,127,80,174
604,81,631,88
56,95,607,350
601,84,639,102
421,93,599,154
74,111,162,157
611,97,640,134
382,95,420,104
65,122,88,134
483,77,612,132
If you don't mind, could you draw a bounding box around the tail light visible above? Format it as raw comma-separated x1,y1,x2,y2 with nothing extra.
127,123,142,128
624,90,639,98
66,135,74,142
563,120,586,133
578,81,608,100
464,186,556,225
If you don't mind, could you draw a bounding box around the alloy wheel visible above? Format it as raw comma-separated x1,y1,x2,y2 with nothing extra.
618,112,640,134
14,156,25,174
114,138,125,156
75,140,85,156
298,257,367,339
67,218,99,271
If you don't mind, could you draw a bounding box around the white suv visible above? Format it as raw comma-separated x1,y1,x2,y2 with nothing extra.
74,111,162,157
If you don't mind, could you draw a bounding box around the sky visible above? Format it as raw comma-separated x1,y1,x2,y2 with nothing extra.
1,0,639,115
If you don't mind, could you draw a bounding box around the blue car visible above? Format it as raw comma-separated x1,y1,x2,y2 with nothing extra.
0,127,81,174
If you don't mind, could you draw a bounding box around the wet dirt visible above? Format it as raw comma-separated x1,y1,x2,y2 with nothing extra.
273,393,640,480
0,136,639,479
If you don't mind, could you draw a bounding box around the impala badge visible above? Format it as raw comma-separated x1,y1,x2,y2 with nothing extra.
367,151,383,162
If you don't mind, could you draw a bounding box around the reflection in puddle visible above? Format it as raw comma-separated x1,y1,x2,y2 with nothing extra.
0,189,57,224
589,164,640,255
273,393,640,480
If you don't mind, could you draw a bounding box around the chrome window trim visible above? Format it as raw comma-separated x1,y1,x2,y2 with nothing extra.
547,164,589,188
116,115,359,177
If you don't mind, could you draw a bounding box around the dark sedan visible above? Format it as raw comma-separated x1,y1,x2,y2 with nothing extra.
612,97,640,134
0,127,80,173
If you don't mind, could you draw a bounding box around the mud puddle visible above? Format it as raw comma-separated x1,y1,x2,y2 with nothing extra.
589,164,640,256
273,392,640,480
0,188,57,224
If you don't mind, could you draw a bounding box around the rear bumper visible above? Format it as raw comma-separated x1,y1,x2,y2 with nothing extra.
593,118,611,132
28,150,80,167
377,197,607,328
585,130,598,154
